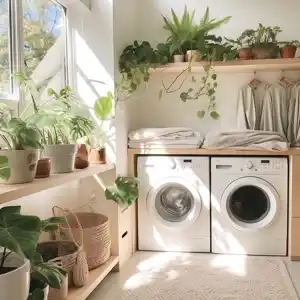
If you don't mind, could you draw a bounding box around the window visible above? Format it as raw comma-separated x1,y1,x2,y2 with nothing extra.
0,0,67,101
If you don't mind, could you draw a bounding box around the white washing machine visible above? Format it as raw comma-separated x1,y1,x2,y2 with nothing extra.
211,157,288,256
137,156,210,252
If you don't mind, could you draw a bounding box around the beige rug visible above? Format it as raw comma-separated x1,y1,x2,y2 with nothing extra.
108,253,299,300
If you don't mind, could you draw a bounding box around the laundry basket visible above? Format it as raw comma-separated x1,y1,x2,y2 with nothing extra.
53,205,111,270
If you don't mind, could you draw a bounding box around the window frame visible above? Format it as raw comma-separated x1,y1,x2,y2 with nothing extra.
0,0,69,106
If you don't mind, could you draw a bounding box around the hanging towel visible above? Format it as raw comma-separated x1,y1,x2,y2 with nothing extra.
236,82,268,130
288,84,300,146
203,130,289,150
128,127,196,142
260,82,289,139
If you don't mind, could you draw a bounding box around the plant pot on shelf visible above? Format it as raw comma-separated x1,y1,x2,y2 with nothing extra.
48,274,68,300
173,54,185,63
35,158,51,179
75,144,89,170
185,50,201,62
238,48,252,60
252,44,279,59
29,279,49,300
43,144,77,174
0,149,39,184
0,253,30,300
280,45,297,58
88,148,106,164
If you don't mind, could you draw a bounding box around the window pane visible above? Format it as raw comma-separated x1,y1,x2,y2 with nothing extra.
0,0,11,94
23,0,67,88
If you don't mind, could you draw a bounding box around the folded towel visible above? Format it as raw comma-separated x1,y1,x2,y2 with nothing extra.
128,127,196,142
203,130,289,150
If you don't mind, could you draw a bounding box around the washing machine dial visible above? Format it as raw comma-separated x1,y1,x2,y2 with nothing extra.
246,161,254,169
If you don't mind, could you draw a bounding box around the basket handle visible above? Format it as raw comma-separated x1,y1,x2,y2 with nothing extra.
74,203,95,213
52,206,84,248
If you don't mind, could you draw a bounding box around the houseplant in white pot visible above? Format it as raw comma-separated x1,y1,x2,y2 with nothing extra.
0,103,41,184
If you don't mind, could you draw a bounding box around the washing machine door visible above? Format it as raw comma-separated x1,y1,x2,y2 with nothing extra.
147,177,202,229
221,177,279,231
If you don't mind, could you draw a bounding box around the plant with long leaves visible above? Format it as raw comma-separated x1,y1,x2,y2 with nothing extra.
15,72,94,145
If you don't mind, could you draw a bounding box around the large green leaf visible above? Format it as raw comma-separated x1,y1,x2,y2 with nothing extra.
0,209,41,258
0,155,10,180
27,288,45,300
94,92,113,121
41,217,65,232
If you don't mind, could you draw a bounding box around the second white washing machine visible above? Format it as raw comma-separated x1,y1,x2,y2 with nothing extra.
211,157,288,256
137,156,210,252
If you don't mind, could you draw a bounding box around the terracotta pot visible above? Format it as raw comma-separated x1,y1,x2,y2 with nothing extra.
185,50,201,62
280,45,297,58
35,158,51,179
252,47,269,59
75,144,89,169
88,148,106,164
238,48,252,60
173,54,185,63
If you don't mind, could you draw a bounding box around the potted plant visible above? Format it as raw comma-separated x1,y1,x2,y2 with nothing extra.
251,24,281,59
279,40,300,58
105,176,139,211
225,29,255,60
15,73,94,174
0,104,41,184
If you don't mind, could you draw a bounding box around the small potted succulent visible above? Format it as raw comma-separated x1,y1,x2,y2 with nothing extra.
279,40,300,58
251,24,281,59
0,104,41,184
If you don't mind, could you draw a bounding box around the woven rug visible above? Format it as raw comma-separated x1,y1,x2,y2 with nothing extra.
106,253,298,300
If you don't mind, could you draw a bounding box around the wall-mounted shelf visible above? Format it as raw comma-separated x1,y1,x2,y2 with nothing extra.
0,163,115,205
67,256,119,300
152,58,300,73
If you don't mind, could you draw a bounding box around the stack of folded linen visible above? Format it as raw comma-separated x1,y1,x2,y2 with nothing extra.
128,127,204,149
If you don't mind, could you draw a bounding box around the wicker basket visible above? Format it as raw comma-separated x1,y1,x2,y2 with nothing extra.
49,206,89,287
54,205,111,270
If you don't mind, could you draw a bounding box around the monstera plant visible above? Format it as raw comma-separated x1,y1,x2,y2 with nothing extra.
0,103,42,184
0,206,66,300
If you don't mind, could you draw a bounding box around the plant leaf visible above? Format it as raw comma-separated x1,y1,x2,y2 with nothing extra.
210,111,220,120
94,93,113,120
0,155,10,180
197,110,206,118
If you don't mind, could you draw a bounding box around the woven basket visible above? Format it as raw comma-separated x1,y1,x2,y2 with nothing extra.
55,205,111,270
51,206,89,287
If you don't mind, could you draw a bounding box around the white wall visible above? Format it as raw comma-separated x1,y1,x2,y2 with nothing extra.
125,0,300,134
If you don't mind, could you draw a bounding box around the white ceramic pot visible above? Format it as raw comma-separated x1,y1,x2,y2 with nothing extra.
0,149,40,184
43,144,77,173
0,253,30,300
173,54,185,63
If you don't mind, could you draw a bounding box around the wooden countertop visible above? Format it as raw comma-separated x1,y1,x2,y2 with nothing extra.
128,148,300,156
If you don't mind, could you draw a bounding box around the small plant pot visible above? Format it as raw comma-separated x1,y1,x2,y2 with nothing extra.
35,158,51,179
252,47,269,59
185,50,201,62
88,148,106,164
280,46,297,58
0,253,30,300
238,48,252,60
0,149,40,184
48,274,68,300
43,144,77,174
75,144,89,169
29,279,49,300
173,54,185,63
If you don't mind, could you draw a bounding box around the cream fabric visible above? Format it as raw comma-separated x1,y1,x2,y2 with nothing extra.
236,82,268,130
203,130,288,150
260,82,290,139
288,83,300,146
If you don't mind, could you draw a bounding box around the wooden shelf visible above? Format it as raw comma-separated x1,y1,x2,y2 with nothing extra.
152,58,300,73
0,163,115,204
128,147,300,156
67,256,119,300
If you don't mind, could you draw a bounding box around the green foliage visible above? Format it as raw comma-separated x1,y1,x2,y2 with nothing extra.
105,176,139,210
0,155,10,181
15,73,94,145
94,91,113,121
278,40,300,48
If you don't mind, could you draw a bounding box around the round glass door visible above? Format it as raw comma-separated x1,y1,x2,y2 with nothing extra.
155,184,193,223
221,177,278,231
228,185,270,224
147,177,202,229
